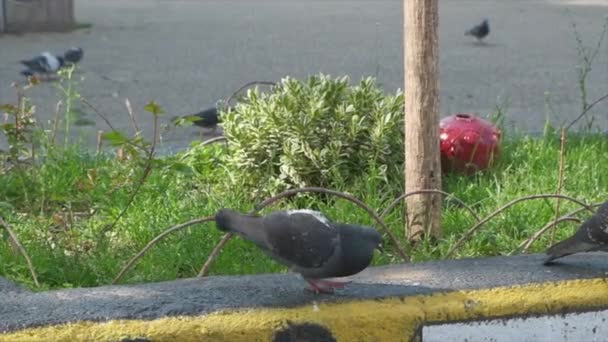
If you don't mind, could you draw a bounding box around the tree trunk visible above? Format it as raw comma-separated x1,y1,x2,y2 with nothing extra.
403,0,442,241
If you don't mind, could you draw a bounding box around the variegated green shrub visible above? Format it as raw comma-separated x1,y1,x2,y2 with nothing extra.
221,74,404,196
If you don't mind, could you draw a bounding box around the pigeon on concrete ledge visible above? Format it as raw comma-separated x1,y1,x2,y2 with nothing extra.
215,208,383,293
544,201,608,265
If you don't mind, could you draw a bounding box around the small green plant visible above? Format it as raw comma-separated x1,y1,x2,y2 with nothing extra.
221,74,404,197
570,17,608,130
55,66,81,147
542,91,557,138
0,83,37,163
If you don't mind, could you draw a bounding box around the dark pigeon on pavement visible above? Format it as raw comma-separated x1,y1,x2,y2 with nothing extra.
172,105,225,131
465,19,490,42
215,208,383,293
544,201,608,265
64,47,84,64
20,52,64,79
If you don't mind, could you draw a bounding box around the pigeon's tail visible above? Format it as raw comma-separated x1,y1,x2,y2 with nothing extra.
172,107,219,128
544,236,596,265
171,114,209,128
20,60,37,69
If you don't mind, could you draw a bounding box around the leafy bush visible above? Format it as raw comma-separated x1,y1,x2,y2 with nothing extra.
221,74,404,196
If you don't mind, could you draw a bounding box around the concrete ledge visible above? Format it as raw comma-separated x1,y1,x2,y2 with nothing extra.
2,253,608,341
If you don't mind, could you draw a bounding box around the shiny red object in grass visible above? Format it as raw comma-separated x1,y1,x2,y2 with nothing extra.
439,113,501,174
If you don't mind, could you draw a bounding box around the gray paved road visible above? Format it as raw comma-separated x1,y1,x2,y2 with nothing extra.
1,0,607,152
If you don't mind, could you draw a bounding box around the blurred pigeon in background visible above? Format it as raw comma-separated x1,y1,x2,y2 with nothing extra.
64,47,84,64
544,201,608,265
20,52,64,79
215,208,382,293
172,105,226,132
465,19,490,42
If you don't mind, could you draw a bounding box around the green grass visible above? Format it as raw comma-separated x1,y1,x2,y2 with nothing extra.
1,132,607,291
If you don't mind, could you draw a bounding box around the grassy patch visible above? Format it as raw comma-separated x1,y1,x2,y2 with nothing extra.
0,132,606,291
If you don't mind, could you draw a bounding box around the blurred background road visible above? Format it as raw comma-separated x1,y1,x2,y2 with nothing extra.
1,0,607,152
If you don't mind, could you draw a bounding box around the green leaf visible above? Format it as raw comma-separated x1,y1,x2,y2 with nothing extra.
169,162,194,175
0,202,14,217
144,101,165,116
177,115,203,126
1,123,16,131
150,159,165,168
102,131,129,146
0,104,17,113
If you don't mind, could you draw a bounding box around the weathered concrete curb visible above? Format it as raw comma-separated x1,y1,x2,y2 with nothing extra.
2,253,608,341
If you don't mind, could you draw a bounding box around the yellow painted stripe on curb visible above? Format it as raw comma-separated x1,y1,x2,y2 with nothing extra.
2,278,608,342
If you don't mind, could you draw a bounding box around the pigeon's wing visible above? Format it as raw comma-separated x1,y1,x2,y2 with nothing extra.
472,25,482,35
595,201,608,228
585,203,608,244
40,53,60,72
466,21,488,38
260,211,339,269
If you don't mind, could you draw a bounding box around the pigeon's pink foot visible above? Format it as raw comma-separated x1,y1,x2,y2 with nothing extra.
316,279,351,288
305,281,334,294
304,279,352,294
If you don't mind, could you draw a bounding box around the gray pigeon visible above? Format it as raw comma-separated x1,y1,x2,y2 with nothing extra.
20,52,64,79
544,201,608,265
465,19,490,42
215,208,383,293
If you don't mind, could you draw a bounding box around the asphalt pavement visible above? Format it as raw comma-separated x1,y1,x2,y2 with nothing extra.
0,0,607,153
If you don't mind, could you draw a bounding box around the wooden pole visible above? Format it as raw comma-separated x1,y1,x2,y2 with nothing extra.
403,0,442,241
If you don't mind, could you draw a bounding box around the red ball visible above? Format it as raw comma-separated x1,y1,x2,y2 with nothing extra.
439,113,501,174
